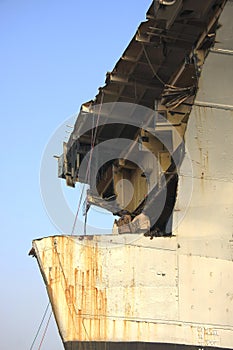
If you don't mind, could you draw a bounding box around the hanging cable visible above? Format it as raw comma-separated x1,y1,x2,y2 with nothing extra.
71,183,86,235
29,302,50,350
37,311,53,350
142,43,167,86
71,90,104,236
142,39,196,108
142,40,196,95
88,89,105,184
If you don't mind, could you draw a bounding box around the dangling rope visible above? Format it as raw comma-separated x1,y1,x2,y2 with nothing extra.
71,183,86,235
71,91,104,236
142,40,196,97
37,311,53,350
29,302,51,350
142,42,167,86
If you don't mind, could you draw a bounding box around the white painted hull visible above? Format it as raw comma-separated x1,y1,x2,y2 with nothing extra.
33,1,233,349
33,234,233,349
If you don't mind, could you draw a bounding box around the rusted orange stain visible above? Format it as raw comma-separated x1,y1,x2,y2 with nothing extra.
45,237,108,341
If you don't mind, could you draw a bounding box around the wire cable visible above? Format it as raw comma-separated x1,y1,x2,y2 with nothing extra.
71,90,104,236
29,302,50,350
71,183,86,235
37,311,53,350
142,42,167,86
142,40,195,94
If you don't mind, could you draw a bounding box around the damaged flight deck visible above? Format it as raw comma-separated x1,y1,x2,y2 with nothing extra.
58,0,226,238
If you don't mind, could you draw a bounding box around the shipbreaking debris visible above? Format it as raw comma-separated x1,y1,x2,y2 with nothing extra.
31,1,233,349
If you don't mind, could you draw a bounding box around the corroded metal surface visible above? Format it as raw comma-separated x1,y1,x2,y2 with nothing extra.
58,0,226,228
33,0,233,349
33,234,233,348
34,234,178,342
174,0,233,262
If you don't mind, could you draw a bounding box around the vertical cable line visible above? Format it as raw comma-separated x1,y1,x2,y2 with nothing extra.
29,302,50,350
37,311,53,350
71,91,104,236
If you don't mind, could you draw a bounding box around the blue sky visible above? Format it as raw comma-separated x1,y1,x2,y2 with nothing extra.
0,0,152,348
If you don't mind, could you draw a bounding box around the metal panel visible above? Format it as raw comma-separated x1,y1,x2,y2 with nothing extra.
33,235,233,348
214,0,233,51
179,254,233,328
33,235,179,343
174,107,233,260
195,1,233,107
195,53,233,107
33,1,233,349
174,1,233,261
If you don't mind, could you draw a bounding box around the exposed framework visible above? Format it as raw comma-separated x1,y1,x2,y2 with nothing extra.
58,0,227,236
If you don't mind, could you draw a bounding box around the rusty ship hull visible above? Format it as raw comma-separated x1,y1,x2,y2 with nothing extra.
33,232,233,349
33,0,233,349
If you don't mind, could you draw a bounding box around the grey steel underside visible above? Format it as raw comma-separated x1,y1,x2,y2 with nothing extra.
64,341,233,350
